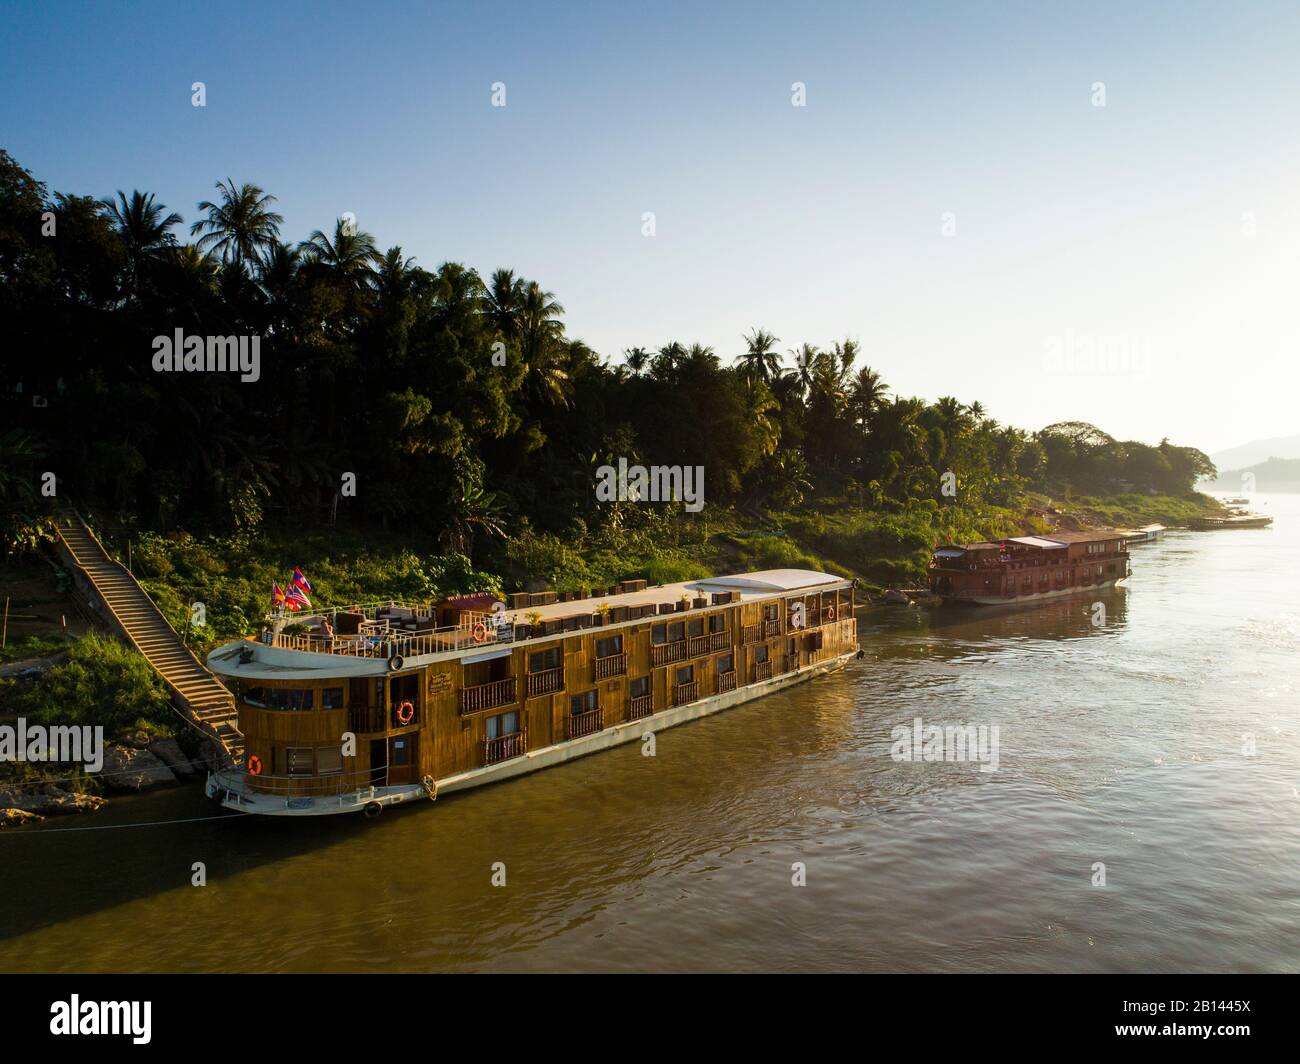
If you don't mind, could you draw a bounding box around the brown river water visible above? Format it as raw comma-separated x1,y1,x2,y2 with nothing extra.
2,496,1298,973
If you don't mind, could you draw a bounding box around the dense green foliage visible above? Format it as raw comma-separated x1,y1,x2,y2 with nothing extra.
1,149,1217,590
11,631,172,735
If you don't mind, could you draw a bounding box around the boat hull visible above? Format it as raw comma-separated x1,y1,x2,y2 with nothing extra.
944,576,1126,607
206,649,858,817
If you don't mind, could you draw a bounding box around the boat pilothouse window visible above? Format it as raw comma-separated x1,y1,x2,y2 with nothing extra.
242,686,314,711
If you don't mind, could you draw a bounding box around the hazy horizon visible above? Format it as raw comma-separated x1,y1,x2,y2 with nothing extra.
3,0,1297,454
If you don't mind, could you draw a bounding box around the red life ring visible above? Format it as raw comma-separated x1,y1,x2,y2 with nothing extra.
247,755,263,776
396,701,415,725
471,622,488,643
825,604,836,621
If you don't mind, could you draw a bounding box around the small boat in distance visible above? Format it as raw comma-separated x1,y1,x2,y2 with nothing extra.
1117,524,1165,545
929,530,1130,606
1191,511,1273,530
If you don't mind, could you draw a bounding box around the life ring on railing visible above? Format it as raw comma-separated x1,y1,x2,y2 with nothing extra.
396,701,415,725
247,755,263,776
825,604,836,621
471,621,488,644
388,654,405,672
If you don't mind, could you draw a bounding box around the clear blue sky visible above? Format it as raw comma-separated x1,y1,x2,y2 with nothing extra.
4,0,1298,454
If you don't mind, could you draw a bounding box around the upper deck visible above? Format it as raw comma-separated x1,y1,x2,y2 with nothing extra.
209,569,851,680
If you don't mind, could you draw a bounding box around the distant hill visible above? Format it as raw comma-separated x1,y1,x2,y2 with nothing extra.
1210,434,1300,471
1207,456,1300,493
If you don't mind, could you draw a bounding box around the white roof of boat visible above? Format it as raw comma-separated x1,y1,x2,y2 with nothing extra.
694,569,840,592
1008,536,1067,549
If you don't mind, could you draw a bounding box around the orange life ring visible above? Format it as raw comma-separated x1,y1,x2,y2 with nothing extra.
825,604,836,621
247,755,263,776
396,701,415,725
471,621,488,644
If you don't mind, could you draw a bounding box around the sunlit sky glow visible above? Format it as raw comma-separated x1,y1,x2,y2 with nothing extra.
3,0,1298,454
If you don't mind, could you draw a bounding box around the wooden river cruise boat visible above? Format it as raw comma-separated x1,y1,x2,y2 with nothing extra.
204,569,859,816
928,530,1131,605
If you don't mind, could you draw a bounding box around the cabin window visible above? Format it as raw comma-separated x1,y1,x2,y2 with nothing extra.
286,747,313,776
1022,575,1031,590
321,687,344,710
528,647,561,673
595,635,623,659
754,644,770,664
651,623,667,645
316,746,343,776
717,654,734,675
675,665,694,686
763,602,780,621
242,687,314,711
569,690,598,715
687,617,704,637
486,711,520,739
667,621,685,643
628,676,649,699
787,638,797,658
708,613,727,634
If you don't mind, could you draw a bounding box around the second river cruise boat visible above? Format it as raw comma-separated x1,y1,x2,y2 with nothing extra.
204,569,859,816
928,530,1131,605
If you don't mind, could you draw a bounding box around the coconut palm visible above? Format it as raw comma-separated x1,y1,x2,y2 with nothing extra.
299,218,380,285
99,189,182,295
517,281,570,407
484,268,524,341
622,346,650,376
848,366,890,434
735,328,782,383
189,179,283,268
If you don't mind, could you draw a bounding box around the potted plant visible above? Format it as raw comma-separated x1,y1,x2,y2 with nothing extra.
677,594,691,612
522,610,542,639
692,595,707,609
595,602,612,626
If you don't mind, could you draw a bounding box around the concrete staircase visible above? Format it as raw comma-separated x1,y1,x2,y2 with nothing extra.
54,507,244,766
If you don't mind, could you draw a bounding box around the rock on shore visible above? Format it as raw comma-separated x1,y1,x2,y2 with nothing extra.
99,744,177,791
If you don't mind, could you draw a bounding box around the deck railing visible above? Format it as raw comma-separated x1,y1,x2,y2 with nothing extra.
594,652,626,680
460,676,518,715
742,624,762,645
752,660,773,682
708,630,729,651
567,707,604,740
526,667,564,697
718,670,737,693
674,680,699,705
628,694,654,719
485,729,527,765
688,634,711,657
651,640,688,667
245,765,388,797
763,619,781,638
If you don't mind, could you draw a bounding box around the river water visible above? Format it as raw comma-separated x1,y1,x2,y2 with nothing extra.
3,495,1297,973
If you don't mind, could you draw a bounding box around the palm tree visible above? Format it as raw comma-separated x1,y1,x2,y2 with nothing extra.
371,245,419,305
484,268,523,342
789,343,819,391
847,366,889,434
189,179,283,268
517,281,569,407
299,218,380,285
653,341,687,378
735,328,781,383
622,346,650,376
100,189,182,295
